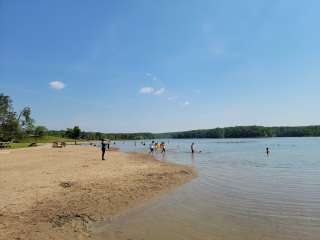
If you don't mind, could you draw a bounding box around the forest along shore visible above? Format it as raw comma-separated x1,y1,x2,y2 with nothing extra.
0,145,196,240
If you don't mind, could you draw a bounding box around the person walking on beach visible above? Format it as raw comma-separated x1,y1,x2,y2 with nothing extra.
101,139,107,160
191,142,195,154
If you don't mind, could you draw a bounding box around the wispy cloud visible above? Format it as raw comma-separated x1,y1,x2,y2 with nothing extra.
49,81,65,90
139,86,165,96
141,73,166,96
154,88,165,95
184,101,190,106
139,86,155,94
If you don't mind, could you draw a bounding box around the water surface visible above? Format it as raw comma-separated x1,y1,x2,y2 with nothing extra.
93,138,320,240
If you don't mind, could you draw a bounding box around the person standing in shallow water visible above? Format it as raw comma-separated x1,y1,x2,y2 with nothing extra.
161,142,166,154
149,141,155,154
266,147,271,156
191,142,195,154
101,139,107,160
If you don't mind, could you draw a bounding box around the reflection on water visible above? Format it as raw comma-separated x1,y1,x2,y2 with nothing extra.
93,138,320,240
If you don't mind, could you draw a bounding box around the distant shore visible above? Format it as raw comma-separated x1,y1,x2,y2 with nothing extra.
0,145,195,240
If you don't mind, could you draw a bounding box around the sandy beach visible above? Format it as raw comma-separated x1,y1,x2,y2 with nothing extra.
0,145,195,240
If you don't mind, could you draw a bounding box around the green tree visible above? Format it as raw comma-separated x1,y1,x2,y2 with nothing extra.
34,126,48,140
0,94,20,141
66,126,81,144
95,132,103,140
18,107,35,136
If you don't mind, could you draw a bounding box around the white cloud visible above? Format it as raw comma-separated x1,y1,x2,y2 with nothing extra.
154,88,165,95
139,86,165,96
140,73,166,96
49,81,65,90
184,101,190,106
139,87,155,94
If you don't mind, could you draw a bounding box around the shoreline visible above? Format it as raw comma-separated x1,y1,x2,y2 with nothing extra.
0,145,196,240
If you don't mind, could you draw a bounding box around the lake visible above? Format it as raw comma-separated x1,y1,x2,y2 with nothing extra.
93,138,320,240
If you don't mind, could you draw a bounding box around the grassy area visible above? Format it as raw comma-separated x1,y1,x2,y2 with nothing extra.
10,142,33,149
19,135,74,143
7,136,89,149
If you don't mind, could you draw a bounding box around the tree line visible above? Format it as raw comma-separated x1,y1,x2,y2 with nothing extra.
156,125,320,139
2,93,320,142
46,125,320,141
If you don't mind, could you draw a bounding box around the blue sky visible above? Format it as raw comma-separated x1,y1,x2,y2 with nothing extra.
1,0,320,133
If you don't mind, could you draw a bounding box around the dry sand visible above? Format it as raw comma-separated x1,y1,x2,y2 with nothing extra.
0,145,195,240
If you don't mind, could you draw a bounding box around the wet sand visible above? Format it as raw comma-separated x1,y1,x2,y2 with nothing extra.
0,145,195,240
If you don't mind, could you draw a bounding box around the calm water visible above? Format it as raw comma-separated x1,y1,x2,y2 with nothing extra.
93,138,320,240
